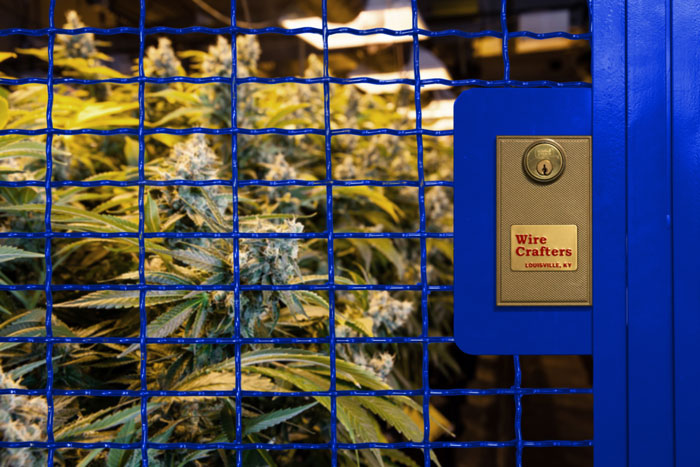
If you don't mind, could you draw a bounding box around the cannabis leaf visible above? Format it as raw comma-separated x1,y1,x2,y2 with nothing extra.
0,245,43,263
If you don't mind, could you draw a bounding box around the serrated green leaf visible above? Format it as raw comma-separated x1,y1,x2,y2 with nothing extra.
76,449,105,467
334,186,402,223
239,213,315,223
241,348,391,391
147,89,202,105
123,137,139,167
0,52,16,64
0,186,40,204
0,245,43,263
55,290,187,309
246,433,279,467
262,103,309,128
348,237,406,278
56,402,160,441
383,449,421,467
221,399,237,442
0,96,11,130
7,356,58,380
145,191,161,233
72,101,139,126
152,106,211,127
0,141,49,160
197,187,227,231
175,449,218,467
0,204,138,232
119,297,203,356
0,325,76,351
0,308,45,331
242,401,317,436
251,365,384,466
357,396,421,442
106,417,136,467
293,290,329,308
153,246,224,272
109,270,193,285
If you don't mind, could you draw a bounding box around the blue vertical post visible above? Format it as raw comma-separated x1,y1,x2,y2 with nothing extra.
672,1,700,465
626,0,675,465
594,0,679,465
592,0,628,465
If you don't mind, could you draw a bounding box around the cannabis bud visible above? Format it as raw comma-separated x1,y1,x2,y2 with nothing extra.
0,368,47,466
367,291,413,333
145,37,183,78
57,11,97,59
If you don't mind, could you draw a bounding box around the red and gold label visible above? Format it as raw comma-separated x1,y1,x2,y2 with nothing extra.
510,225,578,271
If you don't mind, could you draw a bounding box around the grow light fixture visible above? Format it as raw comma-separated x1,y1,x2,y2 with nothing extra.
348,47,451,94
280,0,428,50
408,96,455,131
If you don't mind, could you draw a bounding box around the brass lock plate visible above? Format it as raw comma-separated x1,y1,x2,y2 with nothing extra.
497,136,591,306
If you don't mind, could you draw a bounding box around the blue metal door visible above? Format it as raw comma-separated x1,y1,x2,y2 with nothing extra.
0,0,694,465
671,3,700,467
592,1,698,465
451,1,700,465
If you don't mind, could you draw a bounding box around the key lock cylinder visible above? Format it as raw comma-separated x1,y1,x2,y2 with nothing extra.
523,140,566,183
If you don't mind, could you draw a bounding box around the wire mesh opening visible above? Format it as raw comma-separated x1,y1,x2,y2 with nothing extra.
0,0,592,465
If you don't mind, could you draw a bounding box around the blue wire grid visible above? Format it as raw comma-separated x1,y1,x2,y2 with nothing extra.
0,0,593,465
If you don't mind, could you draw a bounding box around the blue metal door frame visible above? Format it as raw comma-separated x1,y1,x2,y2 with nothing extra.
671,1,700,466
591,1,628,463
594,1,700,465
451,1,696,464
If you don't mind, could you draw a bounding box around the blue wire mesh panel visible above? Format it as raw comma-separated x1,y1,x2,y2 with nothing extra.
0,0,592,465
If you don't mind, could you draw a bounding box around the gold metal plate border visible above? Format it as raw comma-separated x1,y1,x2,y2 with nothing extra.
496,135,592,307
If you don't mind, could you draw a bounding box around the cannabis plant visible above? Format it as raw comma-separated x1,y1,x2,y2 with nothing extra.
0,10,454,466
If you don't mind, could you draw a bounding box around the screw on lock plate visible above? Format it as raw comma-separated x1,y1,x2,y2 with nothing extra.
522,140,565,183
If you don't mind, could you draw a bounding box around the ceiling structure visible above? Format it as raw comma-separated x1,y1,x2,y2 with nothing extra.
0,0,590,98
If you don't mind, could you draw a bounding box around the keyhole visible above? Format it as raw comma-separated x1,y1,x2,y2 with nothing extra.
523,141,565,183
537,160,552,176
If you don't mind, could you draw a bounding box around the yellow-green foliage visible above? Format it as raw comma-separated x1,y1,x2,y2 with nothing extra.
0,11,453,466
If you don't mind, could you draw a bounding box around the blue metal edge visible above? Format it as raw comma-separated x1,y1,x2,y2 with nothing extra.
591,0,628,465
672,0,700,465
453,87,592,355
625,0,675,465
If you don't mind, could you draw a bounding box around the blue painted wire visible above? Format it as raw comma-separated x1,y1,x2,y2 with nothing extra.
0,127,465,136
0,284,455,292
320,2,339,465
0,25,589,40
230,2,244,466
0,232,453,240
408,2,432,465
500,1,525,465
44,1,56,465
1,386,592,398
0,0,596,463
0,336,466,348
514,355,524,467
0,439,593,450
501,0,511,81
0,75,591,88
0,178,455,187
137,1,149,465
